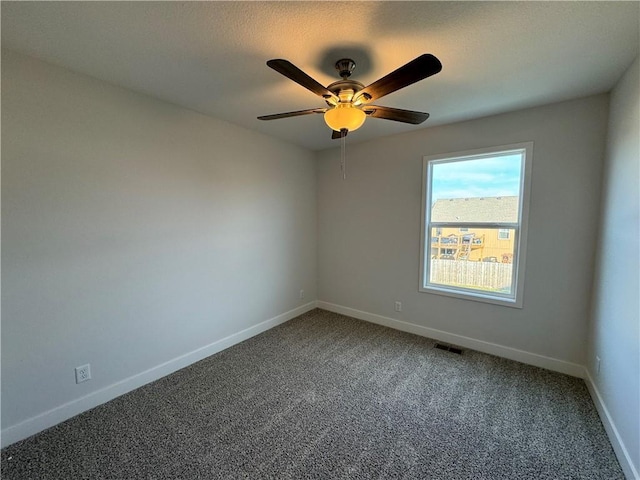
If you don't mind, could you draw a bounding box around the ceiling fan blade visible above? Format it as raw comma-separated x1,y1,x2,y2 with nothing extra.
331,129,348,140
363,105,430,124
356,54,442,103
258,108,326,121
267,59,338,100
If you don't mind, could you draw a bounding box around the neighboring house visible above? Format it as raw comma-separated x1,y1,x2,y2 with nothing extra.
431,196,518,262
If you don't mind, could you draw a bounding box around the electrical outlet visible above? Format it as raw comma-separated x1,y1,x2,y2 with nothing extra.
595,356,601,375
75,364,91,384
394,301,402,312
299,289,305,299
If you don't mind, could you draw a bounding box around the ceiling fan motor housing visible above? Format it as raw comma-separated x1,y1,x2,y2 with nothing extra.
326,79,365,105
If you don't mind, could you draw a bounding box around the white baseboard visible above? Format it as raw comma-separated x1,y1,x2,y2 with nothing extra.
0,301,316,448
584,370,639,480
316,301,585,378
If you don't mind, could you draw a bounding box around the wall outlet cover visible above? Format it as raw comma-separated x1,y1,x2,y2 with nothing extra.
75,364,91,384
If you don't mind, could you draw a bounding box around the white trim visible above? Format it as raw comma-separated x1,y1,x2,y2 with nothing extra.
316,301,585,378
419,142,533,309
0,302,317,448
584,369,640,480
421,283,519,309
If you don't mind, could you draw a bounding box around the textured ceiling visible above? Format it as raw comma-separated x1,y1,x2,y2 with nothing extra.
2,1,639,151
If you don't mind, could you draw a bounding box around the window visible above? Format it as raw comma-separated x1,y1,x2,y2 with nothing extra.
419,143,532,308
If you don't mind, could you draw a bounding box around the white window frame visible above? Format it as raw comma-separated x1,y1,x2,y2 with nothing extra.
419,142,533,308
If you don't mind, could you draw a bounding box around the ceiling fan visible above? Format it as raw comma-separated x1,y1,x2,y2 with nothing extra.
258,54,442,139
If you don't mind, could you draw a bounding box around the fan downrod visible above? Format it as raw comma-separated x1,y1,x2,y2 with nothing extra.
335,58,356,79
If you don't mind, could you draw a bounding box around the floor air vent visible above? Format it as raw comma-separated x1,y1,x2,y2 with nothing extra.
435,343,463,355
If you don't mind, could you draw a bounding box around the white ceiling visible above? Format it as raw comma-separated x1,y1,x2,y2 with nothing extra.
2,1,638,151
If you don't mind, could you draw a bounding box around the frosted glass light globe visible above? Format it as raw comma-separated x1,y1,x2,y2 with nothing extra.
324,104,366,132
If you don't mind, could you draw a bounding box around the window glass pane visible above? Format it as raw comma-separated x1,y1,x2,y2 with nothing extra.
429,227,516,294
421,144,532,307
431,154,523,223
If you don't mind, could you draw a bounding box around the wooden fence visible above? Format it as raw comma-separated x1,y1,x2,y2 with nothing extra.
430,259,513,291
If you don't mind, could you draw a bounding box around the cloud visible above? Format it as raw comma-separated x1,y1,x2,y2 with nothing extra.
431,154,522,200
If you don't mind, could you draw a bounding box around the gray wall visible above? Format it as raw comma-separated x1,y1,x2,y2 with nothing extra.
588,57,639,478
3,47,636,472
317,95,609,366
1,50,317,436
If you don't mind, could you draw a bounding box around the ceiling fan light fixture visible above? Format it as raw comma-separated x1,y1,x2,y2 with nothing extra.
324,104,366,132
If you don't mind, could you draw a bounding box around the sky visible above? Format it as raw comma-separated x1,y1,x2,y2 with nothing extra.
431,153,522,201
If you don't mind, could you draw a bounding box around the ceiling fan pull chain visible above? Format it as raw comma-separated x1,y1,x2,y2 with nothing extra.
340,129,347,180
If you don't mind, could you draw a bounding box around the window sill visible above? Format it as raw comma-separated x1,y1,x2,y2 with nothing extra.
419,284,523,309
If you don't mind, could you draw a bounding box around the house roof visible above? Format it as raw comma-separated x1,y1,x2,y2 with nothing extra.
432,196,519,223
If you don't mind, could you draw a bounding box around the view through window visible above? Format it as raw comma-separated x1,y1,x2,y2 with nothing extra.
420,143,532,307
